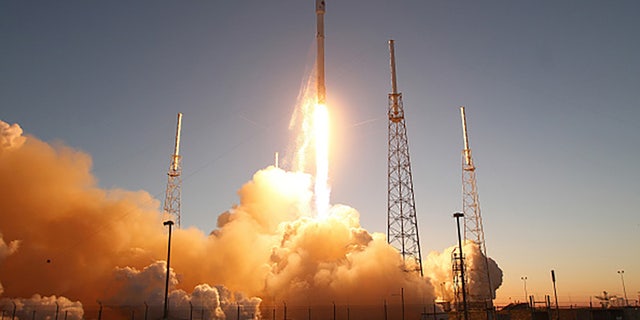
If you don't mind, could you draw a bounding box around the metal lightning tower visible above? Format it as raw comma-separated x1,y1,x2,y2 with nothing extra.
460,106,494,305
163,112,183,227
387,40,423,276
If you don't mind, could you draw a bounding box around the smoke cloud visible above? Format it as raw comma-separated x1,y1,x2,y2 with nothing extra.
0,234,19,263
107,261,261,319
424,241,503,302
0,119,502,318
0,120,25,151
0,233,20,296
0,120,268,318
0,294,84,320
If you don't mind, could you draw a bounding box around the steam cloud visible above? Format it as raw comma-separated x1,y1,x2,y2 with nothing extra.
424,241,503,302
0,295,84,320
0,120,501,318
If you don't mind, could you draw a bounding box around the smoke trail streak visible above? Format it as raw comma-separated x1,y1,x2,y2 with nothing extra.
288,76,315,174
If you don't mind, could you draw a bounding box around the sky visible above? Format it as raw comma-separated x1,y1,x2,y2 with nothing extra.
2,0,639,306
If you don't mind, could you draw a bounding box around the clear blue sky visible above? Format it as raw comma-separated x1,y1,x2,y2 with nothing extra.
2,0,639,305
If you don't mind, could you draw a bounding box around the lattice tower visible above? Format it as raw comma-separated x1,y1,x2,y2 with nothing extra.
163,113,183,227
460,106,494,305
387,40,423,276
451,248,467,312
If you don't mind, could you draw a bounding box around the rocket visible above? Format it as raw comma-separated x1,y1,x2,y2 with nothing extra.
171,112,183,172
316,0,326,104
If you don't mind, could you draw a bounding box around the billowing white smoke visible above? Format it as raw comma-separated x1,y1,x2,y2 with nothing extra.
0,235,19,260
0,120,25,151
424,241,503,302
108,261,177,309
263,204,433,305
215,168,436,310
0,295,84,320
109,261,261,319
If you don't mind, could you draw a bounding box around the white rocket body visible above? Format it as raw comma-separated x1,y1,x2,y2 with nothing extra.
172,112,183,172
316,0,326,104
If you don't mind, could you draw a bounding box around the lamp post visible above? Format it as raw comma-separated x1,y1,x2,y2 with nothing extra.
332,301,336,320
401,288,405,320
551,270,559,320
390,288,405,320
383,299,387,320
453,212,469,320
617,270,628,306
163,220,175,319
521,276,528,305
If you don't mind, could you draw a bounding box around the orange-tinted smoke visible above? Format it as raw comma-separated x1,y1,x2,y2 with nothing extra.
0,120,439,319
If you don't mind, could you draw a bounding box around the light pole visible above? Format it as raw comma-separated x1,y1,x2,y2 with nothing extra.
390,288,406,320
551,270,559,320
453,212,469,320
163,220,175,319
617,270,628,306
521,276,528,305
401,287,405,320
332,301,336,320
383,299,387,320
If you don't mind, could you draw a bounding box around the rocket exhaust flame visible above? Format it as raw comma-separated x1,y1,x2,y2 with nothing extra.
288,88,331,218
313,102,330,218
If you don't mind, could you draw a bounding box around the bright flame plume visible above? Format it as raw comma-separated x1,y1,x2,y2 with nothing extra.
313,103,330,218
288,73,331,218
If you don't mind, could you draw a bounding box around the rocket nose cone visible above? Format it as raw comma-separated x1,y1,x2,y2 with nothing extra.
316,0,325,13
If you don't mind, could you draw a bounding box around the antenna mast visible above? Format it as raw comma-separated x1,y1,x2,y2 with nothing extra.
387,40,423,276
163,113,183,227
459,106,494,307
